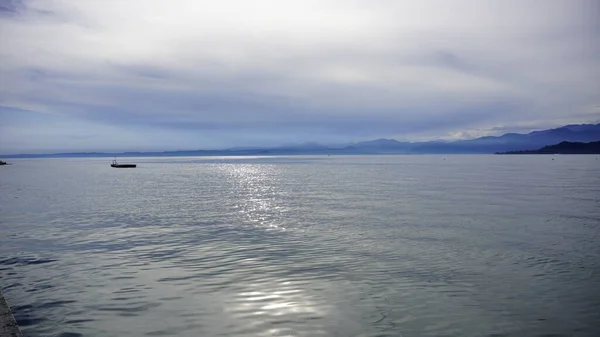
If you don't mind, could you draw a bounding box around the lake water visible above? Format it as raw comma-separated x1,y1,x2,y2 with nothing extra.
1,155,599,337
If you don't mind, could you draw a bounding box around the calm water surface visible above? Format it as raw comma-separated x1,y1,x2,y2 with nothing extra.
1,155,599,337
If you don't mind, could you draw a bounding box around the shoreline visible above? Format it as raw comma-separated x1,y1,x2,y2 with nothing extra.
0,291,22,337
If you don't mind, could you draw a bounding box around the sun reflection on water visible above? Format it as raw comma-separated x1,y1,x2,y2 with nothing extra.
226,279,327,336
220,164,289,231
214,164,331,336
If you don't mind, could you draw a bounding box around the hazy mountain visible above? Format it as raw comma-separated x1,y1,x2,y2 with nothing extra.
345,139,412,154
353,138,405,148
2,123,599,157
413,123,600,153
265,124,600,154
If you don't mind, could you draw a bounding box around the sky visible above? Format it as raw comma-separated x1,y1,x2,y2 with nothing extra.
1,0,599,153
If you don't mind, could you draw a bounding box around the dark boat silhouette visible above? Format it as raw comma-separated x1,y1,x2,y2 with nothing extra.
111,159,136,168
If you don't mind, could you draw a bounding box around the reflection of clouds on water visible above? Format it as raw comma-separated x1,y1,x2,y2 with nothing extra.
226,279,329,337
233,281,320,316
219,164,288,231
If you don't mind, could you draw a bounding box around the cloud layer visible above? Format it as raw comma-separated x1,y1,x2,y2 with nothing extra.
1,0,599,153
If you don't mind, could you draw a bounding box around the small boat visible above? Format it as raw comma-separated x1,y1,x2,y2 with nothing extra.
111,159,136,168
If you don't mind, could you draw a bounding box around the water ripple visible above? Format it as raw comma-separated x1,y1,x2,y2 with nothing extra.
1,156,599,336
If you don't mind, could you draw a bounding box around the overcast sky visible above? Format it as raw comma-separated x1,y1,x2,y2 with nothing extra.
1,0,599,153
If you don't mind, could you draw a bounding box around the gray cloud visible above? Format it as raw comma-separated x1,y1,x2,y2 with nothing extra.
0,0,22,15
1,0,599,152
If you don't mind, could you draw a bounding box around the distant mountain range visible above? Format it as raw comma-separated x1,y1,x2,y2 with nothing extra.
2,123,600,158
496,141,600,155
